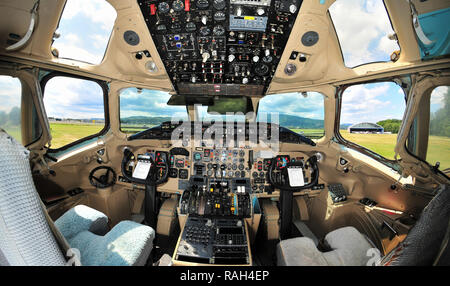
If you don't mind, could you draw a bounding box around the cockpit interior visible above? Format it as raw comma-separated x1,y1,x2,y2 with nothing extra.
0,0,449,268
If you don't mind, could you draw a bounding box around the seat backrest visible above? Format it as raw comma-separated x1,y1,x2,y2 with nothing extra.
382,184,450,266
0,130,66,266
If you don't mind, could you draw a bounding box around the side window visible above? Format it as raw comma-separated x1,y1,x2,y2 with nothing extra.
43,76,107,149
339,82,405,160
428,86,449,170
0,75,41,145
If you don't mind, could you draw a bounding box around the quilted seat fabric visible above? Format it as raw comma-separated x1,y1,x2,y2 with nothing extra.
68,220,155,266
0,131,66,265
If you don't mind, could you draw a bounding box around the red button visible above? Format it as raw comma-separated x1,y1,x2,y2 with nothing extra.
185,0,190,11
150,4,156,15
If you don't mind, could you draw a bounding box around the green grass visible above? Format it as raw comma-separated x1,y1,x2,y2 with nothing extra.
340,130,450,170
49,123,103,149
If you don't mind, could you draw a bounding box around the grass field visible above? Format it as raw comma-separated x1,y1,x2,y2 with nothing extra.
45,123,450,170
49,122,103,149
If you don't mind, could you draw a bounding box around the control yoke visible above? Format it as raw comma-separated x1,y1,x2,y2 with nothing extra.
120,147,169,185
121,147,169,228
268,155,319,192
268,155,320,240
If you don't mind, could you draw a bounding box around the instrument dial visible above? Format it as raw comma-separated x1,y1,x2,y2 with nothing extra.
213,0,226,10
186,22,197,32
214,11,226,21
158,2,170,13
172,0,184,12
196,0,210,9
199,26,211,36
213,25,225,36
255,63,269,76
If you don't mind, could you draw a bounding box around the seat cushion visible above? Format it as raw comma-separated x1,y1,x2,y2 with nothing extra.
277,226,374,266
68,220,155,266
277,237,329,266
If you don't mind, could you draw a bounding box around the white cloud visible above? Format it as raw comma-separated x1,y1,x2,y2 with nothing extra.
61,0,116,31
0,76,22,113
329,0,399,67
43,77,104,119
340,83,403,123
53,0,116,64
431,86,448,108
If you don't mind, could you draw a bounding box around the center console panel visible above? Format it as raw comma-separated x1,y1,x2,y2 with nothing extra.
173,216,251,265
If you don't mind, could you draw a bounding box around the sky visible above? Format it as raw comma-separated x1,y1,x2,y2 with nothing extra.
0,0,446,126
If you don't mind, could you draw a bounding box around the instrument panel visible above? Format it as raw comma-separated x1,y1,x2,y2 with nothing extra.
120,145,320,197
137,0,302,95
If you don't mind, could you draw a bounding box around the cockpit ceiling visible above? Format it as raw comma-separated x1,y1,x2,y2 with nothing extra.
0,0,449,94
137,0,302,96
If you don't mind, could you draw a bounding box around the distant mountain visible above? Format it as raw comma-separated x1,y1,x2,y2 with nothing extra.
119,114,352,130
340,123,352,130
120,116,172,126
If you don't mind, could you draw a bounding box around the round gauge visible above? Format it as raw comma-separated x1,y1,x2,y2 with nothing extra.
214,11,226,21
238,164,244,171
213,25,225,36
158,2,170,13
228,171,234,177
196,0,210,9
172,0,184,11
199,26,211,36
156,24,167,33
213,0,226,10
255,63,269,76
262,55,273,63
193,152,202,161
239,150,245,157
186,22,196,32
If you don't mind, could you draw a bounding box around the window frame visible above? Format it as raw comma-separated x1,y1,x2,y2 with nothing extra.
40,71,110,152
403,85,450,178
0,72,45,147
334,81,405,171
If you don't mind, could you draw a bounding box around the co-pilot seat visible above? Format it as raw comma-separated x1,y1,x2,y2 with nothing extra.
277,184,450,266
0,130,155,266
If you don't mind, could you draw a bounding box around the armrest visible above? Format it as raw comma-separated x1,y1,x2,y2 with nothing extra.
55,205,109,240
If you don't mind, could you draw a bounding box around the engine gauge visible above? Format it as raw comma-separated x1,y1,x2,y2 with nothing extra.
213,0,226,10
172,0,184,12
158,2,170,13
214,11,226,21
213,25,225,36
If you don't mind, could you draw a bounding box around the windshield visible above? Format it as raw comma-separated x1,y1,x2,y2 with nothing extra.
120,88,188,134
257,92,325,139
